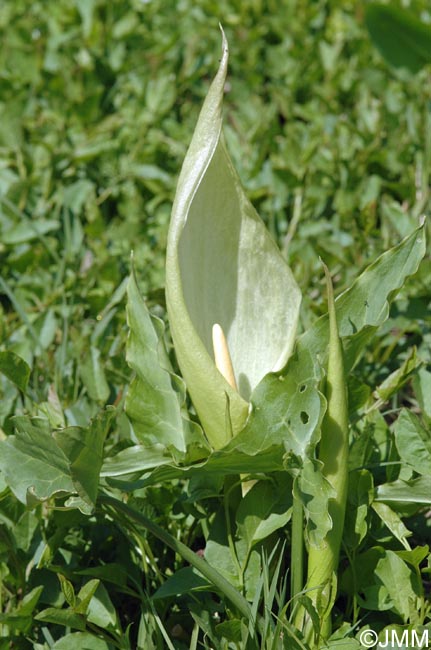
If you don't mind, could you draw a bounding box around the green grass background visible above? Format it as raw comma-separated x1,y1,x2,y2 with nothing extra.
0,1,430,646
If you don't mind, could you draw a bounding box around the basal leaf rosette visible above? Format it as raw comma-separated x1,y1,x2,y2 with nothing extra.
166,33,301,450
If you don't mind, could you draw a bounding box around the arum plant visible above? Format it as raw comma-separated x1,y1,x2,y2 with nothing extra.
165,30,301,450
163,31,349,645
140,32,424,646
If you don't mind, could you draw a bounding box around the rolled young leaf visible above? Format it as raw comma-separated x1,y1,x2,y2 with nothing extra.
166,32,301,449
298,266,349,644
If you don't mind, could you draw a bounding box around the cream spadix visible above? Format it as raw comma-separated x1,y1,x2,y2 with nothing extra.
212,323,238,392
165,32,301,449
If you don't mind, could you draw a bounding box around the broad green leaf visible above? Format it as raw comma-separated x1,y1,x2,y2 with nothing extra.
204,506,261,601
393,409,431,477
295,457,336,548
0,417,74,505
54,409,113,512
365,4,431,73
372,502,412,551
341,548,392,611
229,346,325,458
75,579,100,615
0,585,44,633
103,444,286,487
374,550,421,622
101,444,173,478
397,545,429,570
358,585,392,612
125,270,207,457
375,348,420,403
236,477,292,547
0,413,109,512
14,511,39,551
0,613,32,634
86,582,117,629
35,607,86,631
375,476,431,506
0,350,30,392
344,470,373,551
413,367,431,420
52,633,110,650
75,578,100,614
214,620,244,644
38,384,66,428
80,347,110,403
165,33,301,449
152,567,211,600
299,225,426,372
35,309,58,350
15,585,44,616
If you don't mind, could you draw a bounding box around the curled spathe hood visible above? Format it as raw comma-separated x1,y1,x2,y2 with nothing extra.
166,32,301,449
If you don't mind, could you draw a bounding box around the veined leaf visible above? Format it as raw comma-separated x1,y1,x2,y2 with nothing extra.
0,417,74,505
54,409,114,512
165,32,301,449
295,457,336,548
125,269,208,459
79,347,109,403
236,476,293,547
126,269,187,450
393,409,431,477
299,225,426,371
375,347,420,403
229,345,325,459
371,502,412,551
375,476,431,506
51,632,110,650
102,444,286,486
0,412,111,513
152,567,211,600
374,550,421,622
35,607,86,631
231,227,425,490
0,350,31,393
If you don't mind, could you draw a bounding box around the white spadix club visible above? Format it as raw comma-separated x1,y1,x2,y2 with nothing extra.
212,323,238,392
165,32,301,449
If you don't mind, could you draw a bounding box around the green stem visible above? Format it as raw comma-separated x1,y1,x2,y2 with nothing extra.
290,491,304,615
99,494,253,621
298,266,349,646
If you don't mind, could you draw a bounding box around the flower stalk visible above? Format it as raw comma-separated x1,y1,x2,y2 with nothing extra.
298,266,349,645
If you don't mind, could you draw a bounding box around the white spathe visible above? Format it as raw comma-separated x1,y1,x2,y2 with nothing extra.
166,32,301,449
